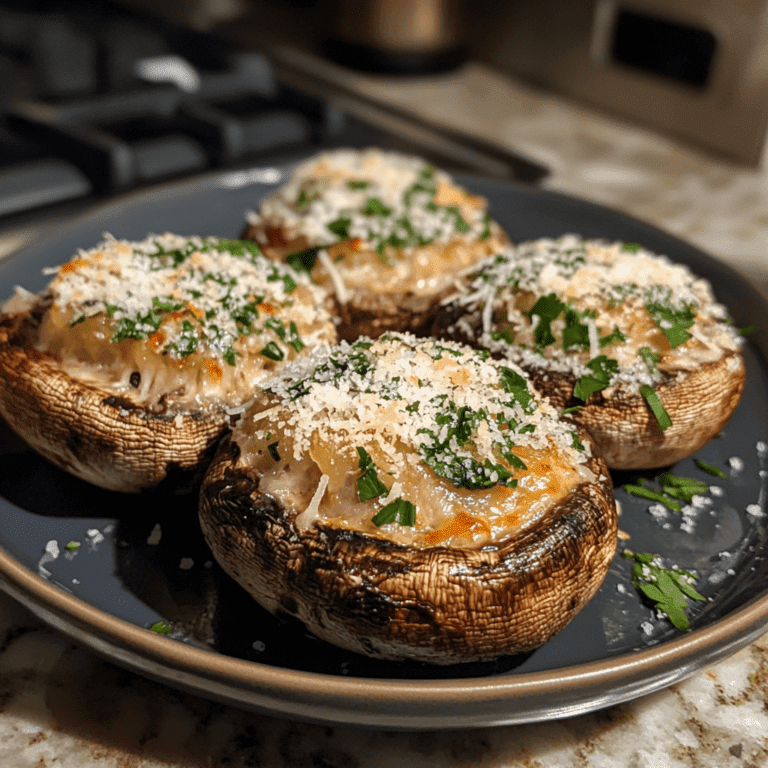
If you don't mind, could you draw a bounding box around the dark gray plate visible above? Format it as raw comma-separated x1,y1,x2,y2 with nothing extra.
1,159,768,729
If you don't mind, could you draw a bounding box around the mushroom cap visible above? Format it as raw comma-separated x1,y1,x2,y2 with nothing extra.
432,236,747,470
0,312,229,493
199,435,617,664
240,224,463,341
0,233,338,493
524,351,746,470
241,147,509,340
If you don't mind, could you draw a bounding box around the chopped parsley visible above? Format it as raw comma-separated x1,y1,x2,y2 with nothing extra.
525,293,566,349
599,326,627,348
65,540,80,551
573,355,619,401
638,345,661,373
211,238,263,260
285,247,320,276
621,478,683,512
296,187,311,212
445,206,471,233
362,197,392,216
327,216,352,239
356,447,389,502
268,442,281,461
417,400,519,490
658,472,709,502
499,366,535,414
571,431,586,451
621,472,709,510
286,321,305,353
479,213,493,240
491,328,515,345
622,550,705,631
295,179,326,212
267,264,297,294
260,341,285,361
639,384,672,431
694,459,727,479
402,163,437,206
149,621,173,635
562,306,591,350
111,307,164,344
624,486,683,511
166,319,199,358
645,300,696,348
372,498,417,527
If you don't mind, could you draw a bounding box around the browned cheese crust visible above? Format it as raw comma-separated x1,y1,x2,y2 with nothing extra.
199,435,617,664
0,312,229,494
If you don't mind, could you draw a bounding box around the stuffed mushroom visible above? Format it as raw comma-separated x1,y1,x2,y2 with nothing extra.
434,235,746,469
0,233,337,493
242,148,509,340
199,333,617,664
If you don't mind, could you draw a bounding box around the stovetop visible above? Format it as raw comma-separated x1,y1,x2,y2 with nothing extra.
0,0,548,239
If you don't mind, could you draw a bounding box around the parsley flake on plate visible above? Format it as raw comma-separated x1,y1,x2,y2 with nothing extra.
694,459,728,479
622,550,705,630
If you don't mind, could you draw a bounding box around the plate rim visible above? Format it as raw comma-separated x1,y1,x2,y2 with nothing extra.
2,539,768,728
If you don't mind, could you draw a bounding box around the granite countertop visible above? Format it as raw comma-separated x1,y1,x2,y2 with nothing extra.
2,60,768,767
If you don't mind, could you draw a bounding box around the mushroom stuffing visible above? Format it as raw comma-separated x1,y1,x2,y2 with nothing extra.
433,235,746,469
199,333,617,663
0,233,336,493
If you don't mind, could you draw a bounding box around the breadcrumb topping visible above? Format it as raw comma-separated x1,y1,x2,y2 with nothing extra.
255,333,586,469
247,148,492,251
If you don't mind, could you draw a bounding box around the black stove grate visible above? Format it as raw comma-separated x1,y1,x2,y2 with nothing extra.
0,0,547,232
0,0,371,227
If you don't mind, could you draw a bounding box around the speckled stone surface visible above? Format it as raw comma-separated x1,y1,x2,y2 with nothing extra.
2,60,768,767
1,590,768,767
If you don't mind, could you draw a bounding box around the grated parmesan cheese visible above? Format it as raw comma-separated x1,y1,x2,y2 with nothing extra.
234,333,598,549
244,148,508,297
25,233,337,411
448,235,744,392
